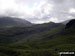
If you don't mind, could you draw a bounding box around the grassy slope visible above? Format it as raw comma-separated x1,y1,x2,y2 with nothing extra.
0,25,75,56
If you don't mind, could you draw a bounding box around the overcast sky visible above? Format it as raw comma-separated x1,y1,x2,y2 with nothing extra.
0,0,75,24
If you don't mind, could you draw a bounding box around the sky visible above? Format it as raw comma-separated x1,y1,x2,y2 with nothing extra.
0,0,75,24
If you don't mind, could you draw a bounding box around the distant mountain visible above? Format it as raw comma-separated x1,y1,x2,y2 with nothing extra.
0,17,32,27
30,22,63,33
61,20,70,24
0,21,63,44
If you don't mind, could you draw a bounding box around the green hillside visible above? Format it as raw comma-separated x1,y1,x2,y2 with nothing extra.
0,20,75,56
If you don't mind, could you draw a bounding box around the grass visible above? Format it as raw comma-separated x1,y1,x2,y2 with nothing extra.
0,25,75,56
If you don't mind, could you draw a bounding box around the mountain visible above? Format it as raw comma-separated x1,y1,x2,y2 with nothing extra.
0,19,75,56
65,19,75,29
0,17,32,27
61,19,71,24
0,21,63,44
6,19,75,56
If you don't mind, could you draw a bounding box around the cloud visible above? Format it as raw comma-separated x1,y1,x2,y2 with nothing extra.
0,0,75,24
46,0,75,22
69,8,75,13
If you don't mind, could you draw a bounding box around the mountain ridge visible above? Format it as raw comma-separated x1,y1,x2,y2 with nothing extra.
0,17,32,27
